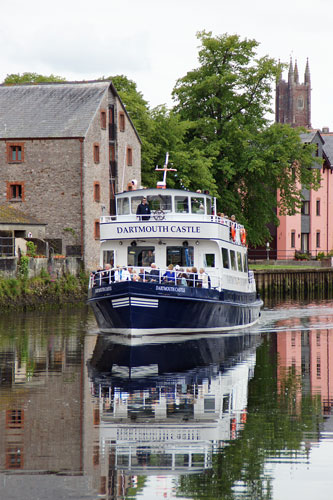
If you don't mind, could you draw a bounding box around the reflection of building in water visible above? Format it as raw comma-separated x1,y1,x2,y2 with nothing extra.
0,315,84,475
86,333,261,498
276,314,333,416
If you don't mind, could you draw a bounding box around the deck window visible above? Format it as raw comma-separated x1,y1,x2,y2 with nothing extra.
117,197,130,215
230,250,237,270
206,198,212,215
237,252,243,272
204,253,215,267
128,246,155,267
103,250,114,268
167,246,194,267
175,196,189,213
221,248,229,269
191,197,205,214
242,253,248,272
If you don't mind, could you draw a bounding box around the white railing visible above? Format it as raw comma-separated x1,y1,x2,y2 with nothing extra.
89,266,254,292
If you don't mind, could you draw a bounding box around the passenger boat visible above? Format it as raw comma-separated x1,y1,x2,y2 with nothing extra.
88,158,263,336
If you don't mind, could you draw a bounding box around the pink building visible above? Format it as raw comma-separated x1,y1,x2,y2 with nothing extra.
277,131,333,259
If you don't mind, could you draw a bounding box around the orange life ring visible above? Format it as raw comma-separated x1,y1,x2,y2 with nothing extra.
231,224,236,241
240,228,247,245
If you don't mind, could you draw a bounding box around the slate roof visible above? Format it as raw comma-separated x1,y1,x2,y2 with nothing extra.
0,204,46,225
322,134,333,167
0,81,111,138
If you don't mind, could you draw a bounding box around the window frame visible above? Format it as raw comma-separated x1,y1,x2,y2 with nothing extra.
126,147,133,166
94,220,100,240
7,182,25,202
100,109,107,129
93,182,101,202
6,142,24,163
119,112,125,132
291,230,296,248
93,143,100,164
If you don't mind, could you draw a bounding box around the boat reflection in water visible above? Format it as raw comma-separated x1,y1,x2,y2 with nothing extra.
88,331,262,479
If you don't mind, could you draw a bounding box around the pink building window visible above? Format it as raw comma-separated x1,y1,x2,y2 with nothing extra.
316,231,320,248
316,199,320,216
291,231,295,248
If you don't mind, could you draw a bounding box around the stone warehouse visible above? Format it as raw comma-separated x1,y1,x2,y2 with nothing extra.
0,81,141,269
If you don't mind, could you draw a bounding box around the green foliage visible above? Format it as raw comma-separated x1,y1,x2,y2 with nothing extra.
26,241,37,257
3,72,66,84
18,256,29,279
171,31,320,245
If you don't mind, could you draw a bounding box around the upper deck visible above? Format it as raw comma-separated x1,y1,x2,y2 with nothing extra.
100,188,246,246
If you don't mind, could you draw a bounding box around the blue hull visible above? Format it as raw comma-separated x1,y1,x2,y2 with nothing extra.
88,281,263,335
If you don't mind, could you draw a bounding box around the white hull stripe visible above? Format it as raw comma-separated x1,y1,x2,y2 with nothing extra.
112,297,158,309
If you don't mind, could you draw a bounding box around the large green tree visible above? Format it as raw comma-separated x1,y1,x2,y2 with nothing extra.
172,31,320,245
3,72,66,84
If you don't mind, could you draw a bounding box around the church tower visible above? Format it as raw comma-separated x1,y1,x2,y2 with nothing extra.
276,58,311,128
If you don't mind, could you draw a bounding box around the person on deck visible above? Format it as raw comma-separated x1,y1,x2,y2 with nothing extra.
149,263,160,282
136,197,151,221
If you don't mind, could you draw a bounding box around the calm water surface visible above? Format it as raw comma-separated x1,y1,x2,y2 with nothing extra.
1,301,333,499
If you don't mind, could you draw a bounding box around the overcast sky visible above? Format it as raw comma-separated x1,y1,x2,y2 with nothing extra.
2,0,332,130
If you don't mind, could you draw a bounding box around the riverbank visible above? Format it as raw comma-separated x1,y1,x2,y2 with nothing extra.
0,273,88,310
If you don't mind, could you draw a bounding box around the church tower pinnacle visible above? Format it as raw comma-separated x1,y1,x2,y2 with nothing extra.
276,58,311,128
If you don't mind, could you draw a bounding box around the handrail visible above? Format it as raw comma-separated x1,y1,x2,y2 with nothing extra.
89,266,254,291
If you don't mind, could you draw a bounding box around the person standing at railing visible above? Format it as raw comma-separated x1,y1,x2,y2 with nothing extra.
136,197,151,221
198,268,211,288
149,263,160,282
163,264,176,284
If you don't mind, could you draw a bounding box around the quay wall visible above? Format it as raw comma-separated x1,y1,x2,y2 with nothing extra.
254,267,333,300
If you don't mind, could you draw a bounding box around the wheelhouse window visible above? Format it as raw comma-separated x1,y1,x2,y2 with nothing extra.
230,250,237,270
221,248,229,268
117,197,130,215
206,198,212,215
204,253,215,267
242,253,248,272
130,195,172,214
166,246,194,267
7,143,24,163
191,197,205,214
175,196,189,213
128,246,155,267
7,182,24,201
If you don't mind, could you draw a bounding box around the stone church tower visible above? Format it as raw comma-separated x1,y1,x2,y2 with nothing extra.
275,58,311,128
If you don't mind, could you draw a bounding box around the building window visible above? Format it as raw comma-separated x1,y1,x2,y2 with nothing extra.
100,110,107,129
7,182,24,201
7,143,24,163
94,182,100,202
297,96,304,109
93,143,100,164
119,112,125,132
316,199,320,216
94,220,100,239
126,147,133,166
6,409,24,429
301,201,310,215
291,230,295,248
316,231,320,248
6,446,23,469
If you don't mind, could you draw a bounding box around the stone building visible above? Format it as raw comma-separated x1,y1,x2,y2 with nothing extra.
276,58,311,128
0,81,141,270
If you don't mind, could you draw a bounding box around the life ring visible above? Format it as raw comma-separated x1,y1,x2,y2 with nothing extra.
231,224,236,242
240,228,247,245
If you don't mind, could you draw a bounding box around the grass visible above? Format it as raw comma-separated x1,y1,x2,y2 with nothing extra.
249,263,320,270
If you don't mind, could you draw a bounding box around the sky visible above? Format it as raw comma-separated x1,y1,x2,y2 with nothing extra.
2,0,333,130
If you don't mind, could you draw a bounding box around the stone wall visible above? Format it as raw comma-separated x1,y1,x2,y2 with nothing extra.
0,256,82,278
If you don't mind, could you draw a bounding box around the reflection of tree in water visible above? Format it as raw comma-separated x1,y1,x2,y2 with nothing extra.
176,335,323,500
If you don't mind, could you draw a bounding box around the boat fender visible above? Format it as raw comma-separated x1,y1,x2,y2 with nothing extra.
240,228,247,245
231,224,236,242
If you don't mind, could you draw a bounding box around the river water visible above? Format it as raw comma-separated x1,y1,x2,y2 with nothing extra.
1,301,333,499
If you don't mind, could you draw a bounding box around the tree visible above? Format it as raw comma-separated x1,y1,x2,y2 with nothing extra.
172,31,320,245
3,72,66,84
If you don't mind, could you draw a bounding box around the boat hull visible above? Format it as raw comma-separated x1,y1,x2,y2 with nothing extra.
88,281,263,336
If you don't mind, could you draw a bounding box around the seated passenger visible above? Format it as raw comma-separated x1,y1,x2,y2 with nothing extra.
121,267,131,281
102,264,112,284
198,268,211,288
149,263,160,282
177,268,188,286
138,268,146,281
163,264,176,284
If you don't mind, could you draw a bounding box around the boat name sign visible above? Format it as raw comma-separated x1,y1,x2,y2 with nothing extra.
116,224,201,235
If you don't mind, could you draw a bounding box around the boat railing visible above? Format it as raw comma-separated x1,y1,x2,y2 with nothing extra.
89,266,220,290
101,213,243,229
89,266,256,292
